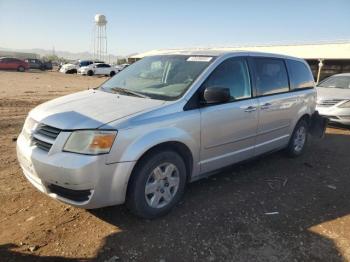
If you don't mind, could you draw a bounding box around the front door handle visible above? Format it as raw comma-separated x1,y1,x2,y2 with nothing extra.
261,102,271,110
244,106,257,112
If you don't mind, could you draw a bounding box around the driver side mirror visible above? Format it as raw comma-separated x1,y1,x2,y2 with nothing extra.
202,86,231,104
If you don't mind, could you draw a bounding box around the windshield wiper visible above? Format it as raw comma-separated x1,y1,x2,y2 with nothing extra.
110,87,150,98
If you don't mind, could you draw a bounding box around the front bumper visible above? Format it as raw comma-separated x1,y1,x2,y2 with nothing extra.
316,106,350,125
59,68,69,73
16,133,136,209
59,67,77,73
77,70,88,75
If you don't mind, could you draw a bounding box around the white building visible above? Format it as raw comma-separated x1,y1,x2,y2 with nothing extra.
129,41,350,82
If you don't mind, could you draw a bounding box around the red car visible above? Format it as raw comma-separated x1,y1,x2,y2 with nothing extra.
0,57,29,72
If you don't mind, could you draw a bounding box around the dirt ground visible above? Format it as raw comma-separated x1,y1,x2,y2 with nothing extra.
0,70,350,262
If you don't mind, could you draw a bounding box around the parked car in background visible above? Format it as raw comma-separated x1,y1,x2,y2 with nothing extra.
43,61,53,70
17,51,325,219
316,73,350,125
0,57,29,72
78,63,116,76
59,60,104,74
25,58,53,70
115,63,129,72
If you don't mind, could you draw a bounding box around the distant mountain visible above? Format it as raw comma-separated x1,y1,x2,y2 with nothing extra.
0,47,127,62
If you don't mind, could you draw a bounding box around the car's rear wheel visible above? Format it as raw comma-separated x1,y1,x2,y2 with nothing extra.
110,71,116,77
286,118,308,157
87,70,94,76
17,66,25,72
126,150,187,219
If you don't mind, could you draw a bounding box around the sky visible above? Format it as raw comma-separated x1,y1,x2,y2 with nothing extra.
0,0,350,56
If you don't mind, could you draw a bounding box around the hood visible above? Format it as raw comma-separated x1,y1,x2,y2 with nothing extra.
30,89,166,129
62,63,77,69
316,87,350,101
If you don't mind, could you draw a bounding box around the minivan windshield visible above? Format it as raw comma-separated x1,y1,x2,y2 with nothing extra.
100,55,215,100
318,75,350,89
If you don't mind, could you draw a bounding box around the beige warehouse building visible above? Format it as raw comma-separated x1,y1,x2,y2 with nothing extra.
129,41,350,82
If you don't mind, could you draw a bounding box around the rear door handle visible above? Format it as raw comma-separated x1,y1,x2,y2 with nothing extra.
244,106,257,112
261,102,271,110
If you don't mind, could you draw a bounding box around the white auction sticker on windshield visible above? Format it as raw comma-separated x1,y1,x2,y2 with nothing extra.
187,56,213,62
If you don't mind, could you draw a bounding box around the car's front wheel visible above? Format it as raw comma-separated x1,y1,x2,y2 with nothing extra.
66,69,77,74
87,70,94,76
126,150,187,219
110,71,116,77
17,66,25,72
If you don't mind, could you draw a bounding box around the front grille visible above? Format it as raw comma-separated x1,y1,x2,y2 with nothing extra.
32,137,52,151
317,99,344,107
36,124,61,139
47,184,92,202
31,124,61,152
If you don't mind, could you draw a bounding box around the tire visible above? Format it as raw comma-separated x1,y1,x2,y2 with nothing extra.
110,71,116,77
17,66,25,72
126,150,187,219
87,70,94,76
286,118,308,157
66,69,77,74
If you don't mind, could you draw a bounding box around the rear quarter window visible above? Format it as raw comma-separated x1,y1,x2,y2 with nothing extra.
286,60,314,90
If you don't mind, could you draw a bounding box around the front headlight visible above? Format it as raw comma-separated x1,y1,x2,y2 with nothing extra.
339,100,350,108
63,130,117,155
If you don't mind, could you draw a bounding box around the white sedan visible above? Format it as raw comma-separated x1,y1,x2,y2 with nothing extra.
78,63,117,77
316,73,350,125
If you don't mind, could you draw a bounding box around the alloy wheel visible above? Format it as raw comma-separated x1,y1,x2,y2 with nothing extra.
293,126,306,152
145,163,180,209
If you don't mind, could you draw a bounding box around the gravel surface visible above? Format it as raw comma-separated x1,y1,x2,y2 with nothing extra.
0,70,349,261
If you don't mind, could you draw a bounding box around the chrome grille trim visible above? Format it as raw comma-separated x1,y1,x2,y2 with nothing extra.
317,99,344,107
36,125,61,139
32,137,52,152
31,124,61,152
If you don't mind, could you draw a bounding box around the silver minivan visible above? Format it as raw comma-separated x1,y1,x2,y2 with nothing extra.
17,50,320,218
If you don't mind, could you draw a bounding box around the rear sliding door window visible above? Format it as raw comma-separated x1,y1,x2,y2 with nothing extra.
252,58,289,96
286,60,314,90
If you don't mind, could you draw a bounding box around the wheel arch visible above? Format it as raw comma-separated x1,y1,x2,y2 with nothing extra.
131,141,193,181
125,141,194,199
299,113,311,125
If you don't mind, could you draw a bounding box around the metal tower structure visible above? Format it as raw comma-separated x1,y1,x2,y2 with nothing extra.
93,14,107,61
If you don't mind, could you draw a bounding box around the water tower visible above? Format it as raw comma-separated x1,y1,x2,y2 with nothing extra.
93,14,107,61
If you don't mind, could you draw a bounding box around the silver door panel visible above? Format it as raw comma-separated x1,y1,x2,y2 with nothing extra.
200,99,258,173
255,93,301,155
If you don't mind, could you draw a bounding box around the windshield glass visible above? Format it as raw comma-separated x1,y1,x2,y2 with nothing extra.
318,75,350,89
100,55,215,100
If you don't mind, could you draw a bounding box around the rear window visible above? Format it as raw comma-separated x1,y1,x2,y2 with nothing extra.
252,58,289,96
80,61,93,67
286,60,314,90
